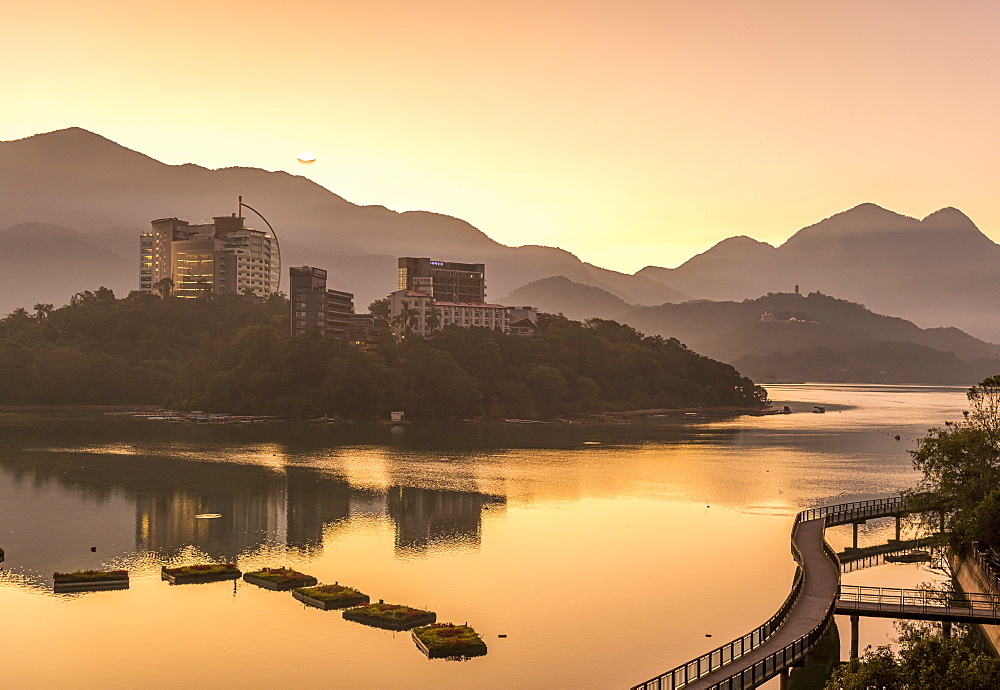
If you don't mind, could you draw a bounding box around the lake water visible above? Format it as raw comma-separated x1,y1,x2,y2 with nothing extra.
0,385,969,688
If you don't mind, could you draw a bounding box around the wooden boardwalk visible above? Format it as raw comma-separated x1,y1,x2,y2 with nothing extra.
683,518,840,689
632,497,921,690
837,585,1000,624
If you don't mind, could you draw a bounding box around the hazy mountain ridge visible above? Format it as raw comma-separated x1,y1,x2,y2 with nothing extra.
0,127,687,314
6,127,1000,346
618,290,1000,384
498,276,634,321
636,203,1000,340
622,291,1000,359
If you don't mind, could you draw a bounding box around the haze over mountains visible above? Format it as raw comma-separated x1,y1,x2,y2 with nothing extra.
499,278,1000,384
638,203,1000,341
0,128,685,315
3,127,1000,350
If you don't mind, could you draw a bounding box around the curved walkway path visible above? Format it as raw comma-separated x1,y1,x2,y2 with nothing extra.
684,518,838,689
633,498,914,690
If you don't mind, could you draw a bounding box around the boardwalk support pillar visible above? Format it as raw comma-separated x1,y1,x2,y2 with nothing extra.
850,615,860,659
779,668,789,689
853,522,859,549
896,515,901,541
943,621,952,640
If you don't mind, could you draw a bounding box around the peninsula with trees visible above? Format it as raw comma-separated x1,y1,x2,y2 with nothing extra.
0,289,766,419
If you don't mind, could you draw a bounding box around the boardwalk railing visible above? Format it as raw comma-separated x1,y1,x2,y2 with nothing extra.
632,497,916,690
800,497,906,526
839,534,946,573
838,584,1000,622
631,517,809,690
703,540,840,690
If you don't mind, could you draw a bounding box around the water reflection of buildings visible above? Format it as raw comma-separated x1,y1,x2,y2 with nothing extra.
134,470,505,559
0,435,508,573
136,469,352,559
387,487,505,552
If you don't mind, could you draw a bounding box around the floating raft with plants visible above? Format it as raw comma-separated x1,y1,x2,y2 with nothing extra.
243,567,317,591
293,583,370,610
342,601,437,630
161,563,241,584
412,623,488,659
53,569,130,593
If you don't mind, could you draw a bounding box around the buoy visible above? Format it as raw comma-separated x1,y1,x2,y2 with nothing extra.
90,546,96,552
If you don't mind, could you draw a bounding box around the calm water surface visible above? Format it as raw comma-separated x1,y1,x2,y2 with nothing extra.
0,385,968,688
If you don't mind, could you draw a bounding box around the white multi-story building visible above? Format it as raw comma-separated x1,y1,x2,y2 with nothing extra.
388,289,509,338
140,213,278,298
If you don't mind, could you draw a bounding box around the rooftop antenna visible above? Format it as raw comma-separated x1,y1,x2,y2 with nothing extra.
236,195,282,294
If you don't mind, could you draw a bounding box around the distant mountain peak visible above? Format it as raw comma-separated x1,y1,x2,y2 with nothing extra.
4,126,164,168
7,126,118,146
780,203,922,249
921,206,977,229
832,202,916,223
711,235,776,250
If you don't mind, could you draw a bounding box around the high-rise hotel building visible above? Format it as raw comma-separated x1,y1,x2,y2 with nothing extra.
289,266,355,339
397,257,486,304
140,214,277,298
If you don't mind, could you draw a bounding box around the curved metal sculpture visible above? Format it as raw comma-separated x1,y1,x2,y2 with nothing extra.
238,196,282,294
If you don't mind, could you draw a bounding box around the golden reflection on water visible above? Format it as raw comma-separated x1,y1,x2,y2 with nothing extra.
0,385,970,687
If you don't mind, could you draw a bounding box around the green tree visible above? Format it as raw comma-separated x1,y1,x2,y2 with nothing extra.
32,303,54,321
368,297,390,318
909,376,1000,545
152,277,174,298
826,645,900,689
393,300,417,339
397,344,482,417
968,489,1000,549
426,305,442,332
967,374,1000,445
574,376,601,409
827,632,1000,689
526,364,569,417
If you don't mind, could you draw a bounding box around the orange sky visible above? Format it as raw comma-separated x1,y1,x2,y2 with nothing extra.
5,1,1000,272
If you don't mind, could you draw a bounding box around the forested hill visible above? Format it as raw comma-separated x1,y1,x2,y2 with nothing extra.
0,291,766,418
621,291,1000,384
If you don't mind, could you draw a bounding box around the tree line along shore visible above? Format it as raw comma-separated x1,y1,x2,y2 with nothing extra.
0,288,767,419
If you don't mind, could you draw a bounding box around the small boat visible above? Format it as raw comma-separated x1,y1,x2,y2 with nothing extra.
813,406,826,414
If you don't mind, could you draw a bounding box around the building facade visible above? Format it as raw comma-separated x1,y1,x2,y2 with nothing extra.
347,313,388,350
388,289,509,338
289,266,355,338
140,214,277,298
507,306,540,336
397,257,486,303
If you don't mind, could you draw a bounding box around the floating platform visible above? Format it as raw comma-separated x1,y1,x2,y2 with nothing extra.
53,570,129,593
343,602,436,631
243,568,317,591
293,584,370,611
412,624,488,659
161,564,241,585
